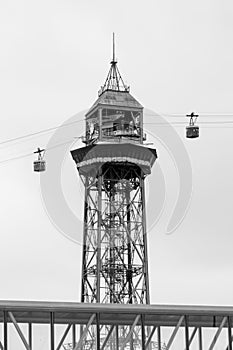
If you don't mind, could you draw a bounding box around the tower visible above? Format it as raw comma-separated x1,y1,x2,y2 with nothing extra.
71,36,157,349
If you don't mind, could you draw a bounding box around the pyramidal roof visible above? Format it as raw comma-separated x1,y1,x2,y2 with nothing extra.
86,34,143,116
87,90,143,115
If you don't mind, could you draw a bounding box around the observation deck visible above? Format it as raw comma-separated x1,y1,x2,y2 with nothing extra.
71,143,157,176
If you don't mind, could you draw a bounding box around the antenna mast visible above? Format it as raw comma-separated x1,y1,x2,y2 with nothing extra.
112,32,115,62
99,33,130,95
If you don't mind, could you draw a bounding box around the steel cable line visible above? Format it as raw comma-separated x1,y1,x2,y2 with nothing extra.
0,118,85,147
145,112,233,117
1,114,233,148
2,113,233,165
0,138,80,166
2,113,233,147
1,119,233,166
144,121,233,125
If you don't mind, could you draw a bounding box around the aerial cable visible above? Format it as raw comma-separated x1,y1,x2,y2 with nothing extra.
2,112,233,159
144,120,233,125
0,138,81,166
0,152,33,165
146,112,233,117
0,118,85,147
1,117,233,167
2,114,233,148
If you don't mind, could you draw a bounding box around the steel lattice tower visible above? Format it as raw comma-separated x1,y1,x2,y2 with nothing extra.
71,35,157,349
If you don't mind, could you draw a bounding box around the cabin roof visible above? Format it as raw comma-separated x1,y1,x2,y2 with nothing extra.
87,91,143,116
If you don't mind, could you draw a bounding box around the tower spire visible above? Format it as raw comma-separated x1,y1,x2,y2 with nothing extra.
98,33,130,96
112,32,116,63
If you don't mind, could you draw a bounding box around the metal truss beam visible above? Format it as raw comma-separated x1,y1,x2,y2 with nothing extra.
56,324,72,350
166,315,184,350
145,325,156,349
1,301,233,349
74,313,95,350
208,316,227,350
8,312,31,350
100,325,114,350
120,315,140,349
184,327,197,350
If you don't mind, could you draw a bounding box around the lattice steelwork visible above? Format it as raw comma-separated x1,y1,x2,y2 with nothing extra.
81,163,149,306
77,163,151,349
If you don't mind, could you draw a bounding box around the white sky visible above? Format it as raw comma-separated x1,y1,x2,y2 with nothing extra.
1,0,233,314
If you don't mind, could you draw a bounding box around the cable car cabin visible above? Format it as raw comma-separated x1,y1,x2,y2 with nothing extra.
34,147,46,172
186,125,199,138
34,160,46,172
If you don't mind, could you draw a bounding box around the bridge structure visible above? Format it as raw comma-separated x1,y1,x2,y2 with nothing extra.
0,301,232,349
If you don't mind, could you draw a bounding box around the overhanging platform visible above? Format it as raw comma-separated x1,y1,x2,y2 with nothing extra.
71,143,157,175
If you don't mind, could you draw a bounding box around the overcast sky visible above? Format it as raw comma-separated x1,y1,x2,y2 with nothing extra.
1,0,233,315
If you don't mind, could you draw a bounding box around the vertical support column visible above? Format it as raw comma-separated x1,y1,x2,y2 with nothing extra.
116,325,119,350
81,175,88,303
72,324,76,349
141,174,150,304
50,312,55,350
96,313,100,350
28,323,32,349
80,176,89,338
97,169,102,302
185,316,189,350
81,176,89,302
228,317,232,350
109,175,114,304
99,108,102,141
157,326,161,350
198,327,203,350
140,111,143,144
126,181,133,350
126,181,132,305
141,315,146,350
3,311,7,350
